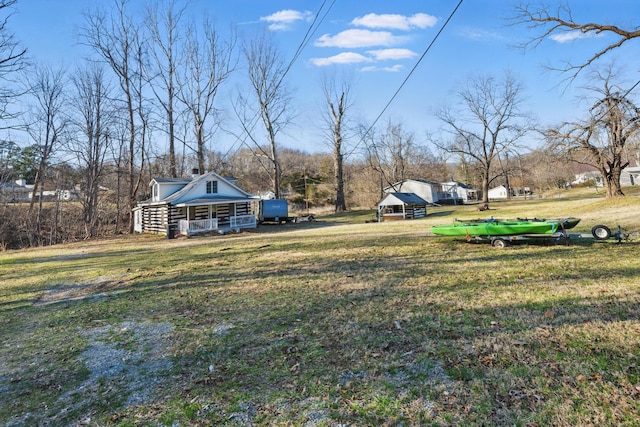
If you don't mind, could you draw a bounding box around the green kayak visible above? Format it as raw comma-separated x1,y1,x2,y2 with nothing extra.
517,217,581,230
431,219,560,237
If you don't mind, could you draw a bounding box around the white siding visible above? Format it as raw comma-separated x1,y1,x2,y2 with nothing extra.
393,181,437,204
488,185,508,200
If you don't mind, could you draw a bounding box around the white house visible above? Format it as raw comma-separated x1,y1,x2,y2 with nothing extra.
384,179,478,205
488,184,509,200
0,179,32,203
383,179,465,205
254,190,276,200
377,192,428,221
133,171,256,237
621,166,640,186
572,170,603,186
441,181,479,202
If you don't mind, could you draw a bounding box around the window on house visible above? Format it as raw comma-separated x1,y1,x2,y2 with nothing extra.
206,180,218,194
153,184,158,200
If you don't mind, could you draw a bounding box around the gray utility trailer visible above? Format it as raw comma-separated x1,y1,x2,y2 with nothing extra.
256,199,316,224
257,199,294,224
572,224,630,244
472,231,570,248
474,224,630,248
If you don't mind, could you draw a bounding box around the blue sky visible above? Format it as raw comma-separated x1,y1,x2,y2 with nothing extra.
8,0,640,155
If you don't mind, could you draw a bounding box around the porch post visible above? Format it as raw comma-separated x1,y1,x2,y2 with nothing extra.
233,203,237,228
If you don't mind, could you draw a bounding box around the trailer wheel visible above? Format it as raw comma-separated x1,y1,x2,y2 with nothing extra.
591,224,611,240
492,238,508,248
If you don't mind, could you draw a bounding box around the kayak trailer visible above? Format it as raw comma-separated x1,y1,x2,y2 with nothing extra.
472,224,630,248
471,232,569,248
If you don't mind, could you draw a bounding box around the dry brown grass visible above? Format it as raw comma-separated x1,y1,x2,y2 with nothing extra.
1,190,639,426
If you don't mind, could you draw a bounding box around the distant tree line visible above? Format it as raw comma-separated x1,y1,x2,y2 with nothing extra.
0,1,639,250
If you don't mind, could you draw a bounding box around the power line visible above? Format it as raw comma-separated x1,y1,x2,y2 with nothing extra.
278,0,337,90
350,0,464,155
598,77,640,120
225,0,337,160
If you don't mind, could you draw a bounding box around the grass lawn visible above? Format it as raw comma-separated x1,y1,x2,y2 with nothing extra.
1,188,639,426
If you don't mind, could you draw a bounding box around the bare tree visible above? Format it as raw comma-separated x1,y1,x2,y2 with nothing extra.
453,153,483,190
69,64,114,238
524,148,574,193
81,0,147,232
435,72,530,208
363,119,422,195
235,31,293,199
511,3,640,80
178,19,236,174
24,65,68,244
146,0,185,178
107,117,132,234
0,0,26,125
321,73,353,212
545,68,640,198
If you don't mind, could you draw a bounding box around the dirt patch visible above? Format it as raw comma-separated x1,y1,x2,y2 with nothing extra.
3,319,175,426
81,321,174,403
52,320,174,425
35,277,130,306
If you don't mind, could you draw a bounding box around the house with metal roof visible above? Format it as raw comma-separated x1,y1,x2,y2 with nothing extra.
383,179,469,205
133,171,256,237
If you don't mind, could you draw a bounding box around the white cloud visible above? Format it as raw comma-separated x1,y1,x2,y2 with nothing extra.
409,13,439,29
458,27,502,41
351,13,437,30
549,30,592,43
310,52,372,67
260,9,312,31
383,64,404,72
361,64,404,73
360,66,377,72
314,29,408,48
367,48,417,61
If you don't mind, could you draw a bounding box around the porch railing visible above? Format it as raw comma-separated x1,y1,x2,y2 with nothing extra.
178,218,218,235
231,214,257,229
177,214,256,236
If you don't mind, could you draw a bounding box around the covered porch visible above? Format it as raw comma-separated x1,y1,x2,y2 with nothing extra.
173,197,256,236
177,215,256,236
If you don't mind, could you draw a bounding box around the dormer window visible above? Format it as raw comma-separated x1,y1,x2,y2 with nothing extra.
206,180,218,194
152,183,159,200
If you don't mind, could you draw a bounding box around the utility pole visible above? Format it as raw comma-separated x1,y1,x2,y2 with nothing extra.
304,168,309,215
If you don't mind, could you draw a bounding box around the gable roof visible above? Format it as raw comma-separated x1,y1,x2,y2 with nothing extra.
444,181,476,190
0,181,32,191
136,171,254,208
163,171,252,205
378,192,428,206
151,177,191,185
